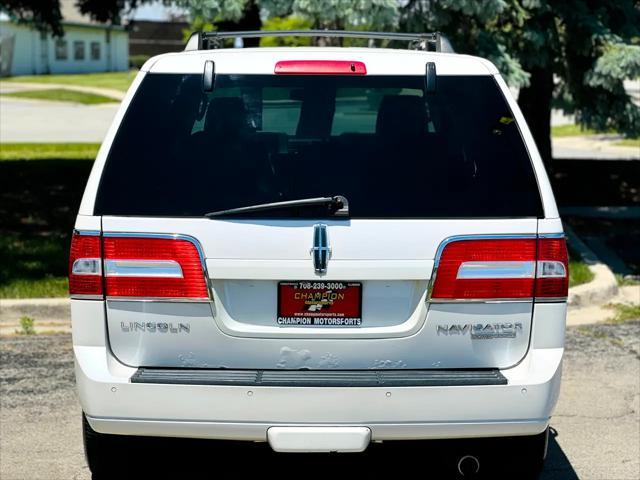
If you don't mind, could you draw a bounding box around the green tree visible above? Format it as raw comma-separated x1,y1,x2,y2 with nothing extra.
401,0,640,166
261,0,398,30
179,0,262,45
1,0,156,35
260,16,313,46
75,0,156,25
1,0,63,36
180,0,398,45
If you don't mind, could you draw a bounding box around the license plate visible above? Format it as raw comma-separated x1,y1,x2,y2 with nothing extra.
277,281,362,327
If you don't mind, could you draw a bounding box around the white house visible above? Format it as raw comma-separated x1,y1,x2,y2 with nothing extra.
0,0,128,76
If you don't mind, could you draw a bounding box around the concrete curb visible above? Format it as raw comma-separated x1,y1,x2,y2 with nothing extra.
564,224,619,309
0,298,71,334
0,297,70,307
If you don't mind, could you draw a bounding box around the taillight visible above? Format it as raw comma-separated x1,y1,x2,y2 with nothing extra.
431,236,568,301
69,233,208,300
535,237,569,298
103,237,208,299
69,233,103,297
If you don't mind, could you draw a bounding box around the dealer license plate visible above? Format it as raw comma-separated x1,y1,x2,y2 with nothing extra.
277,281,362,327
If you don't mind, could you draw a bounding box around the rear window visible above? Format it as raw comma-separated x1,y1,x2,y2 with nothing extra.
94,73,543,218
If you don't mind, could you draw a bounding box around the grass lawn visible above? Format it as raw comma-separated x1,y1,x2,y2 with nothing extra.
0,143,100,161
568,242,594,288
613,138,640,148
606,303,640,323
4,70,137,92
551,124,600,137
569,259,595,287
2,88,116,105
0,143,96,298
552,124,639,146
616,274,640,286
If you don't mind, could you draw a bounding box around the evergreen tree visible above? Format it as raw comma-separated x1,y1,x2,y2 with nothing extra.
401,0,640,165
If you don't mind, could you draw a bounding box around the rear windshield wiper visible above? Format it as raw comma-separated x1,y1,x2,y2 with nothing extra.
205,195,349,218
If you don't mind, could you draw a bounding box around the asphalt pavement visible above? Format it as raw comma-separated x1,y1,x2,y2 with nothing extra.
1,322,638,480
0,97,119,143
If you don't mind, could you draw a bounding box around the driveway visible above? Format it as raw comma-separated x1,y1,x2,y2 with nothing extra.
1,322,639,480
0,97,119,143
553,136,640,161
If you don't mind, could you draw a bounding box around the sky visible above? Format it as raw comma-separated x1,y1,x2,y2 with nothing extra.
130,1,189,21
0,2,188,23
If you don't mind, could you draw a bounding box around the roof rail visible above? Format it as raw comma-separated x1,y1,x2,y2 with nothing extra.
184,30,455,53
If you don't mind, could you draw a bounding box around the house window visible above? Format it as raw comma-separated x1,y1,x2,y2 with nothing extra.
90,42,100,60
74,41,85,60
55,40,68,60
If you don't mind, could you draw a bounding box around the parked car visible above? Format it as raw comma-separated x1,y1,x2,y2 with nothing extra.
70,30,567,479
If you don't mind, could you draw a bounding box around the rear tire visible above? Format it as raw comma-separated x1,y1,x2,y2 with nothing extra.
82,413,249,477
82,413,129,478
507,427,549,479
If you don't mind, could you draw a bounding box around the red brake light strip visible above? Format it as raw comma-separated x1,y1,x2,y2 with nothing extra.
274,60,367,75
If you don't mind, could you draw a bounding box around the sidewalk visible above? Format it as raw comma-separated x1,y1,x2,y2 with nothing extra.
553,135,639,160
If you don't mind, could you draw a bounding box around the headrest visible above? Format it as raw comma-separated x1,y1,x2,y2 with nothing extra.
376,95,427,138
205,97,250,138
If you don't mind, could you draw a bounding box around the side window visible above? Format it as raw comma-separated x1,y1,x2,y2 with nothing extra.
74,41,85,60
90,42,100,60
55,40,67,60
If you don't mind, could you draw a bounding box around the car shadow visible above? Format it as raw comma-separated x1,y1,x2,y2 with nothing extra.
552,158,640,207
105,428,581,479
540,427,580,480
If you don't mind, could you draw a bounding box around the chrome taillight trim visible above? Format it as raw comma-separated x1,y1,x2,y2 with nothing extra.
105,297,210,303
429,297,534,304
104,259,183,278
456,261,536,280
537,233,566,239
73,229,101,236
534,296,568,303
70,294,104,300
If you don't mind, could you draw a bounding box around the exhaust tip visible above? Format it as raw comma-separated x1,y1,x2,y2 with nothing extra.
457,455,480,477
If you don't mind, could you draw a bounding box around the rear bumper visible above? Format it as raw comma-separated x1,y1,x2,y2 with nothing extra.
86,416,548,442
76,345,562,441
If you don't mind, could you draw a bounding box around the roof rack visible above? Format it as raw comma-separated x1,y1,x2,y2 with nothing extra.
184,30,455,53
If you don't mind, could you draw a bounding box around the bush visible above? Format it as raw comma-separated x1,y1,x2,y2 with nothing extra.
17,316,36,335
260,17,313,47
129,55,150,69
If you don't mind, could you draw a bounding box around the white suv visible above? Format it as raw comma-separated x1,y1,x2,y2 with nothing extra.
70,31,567,479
